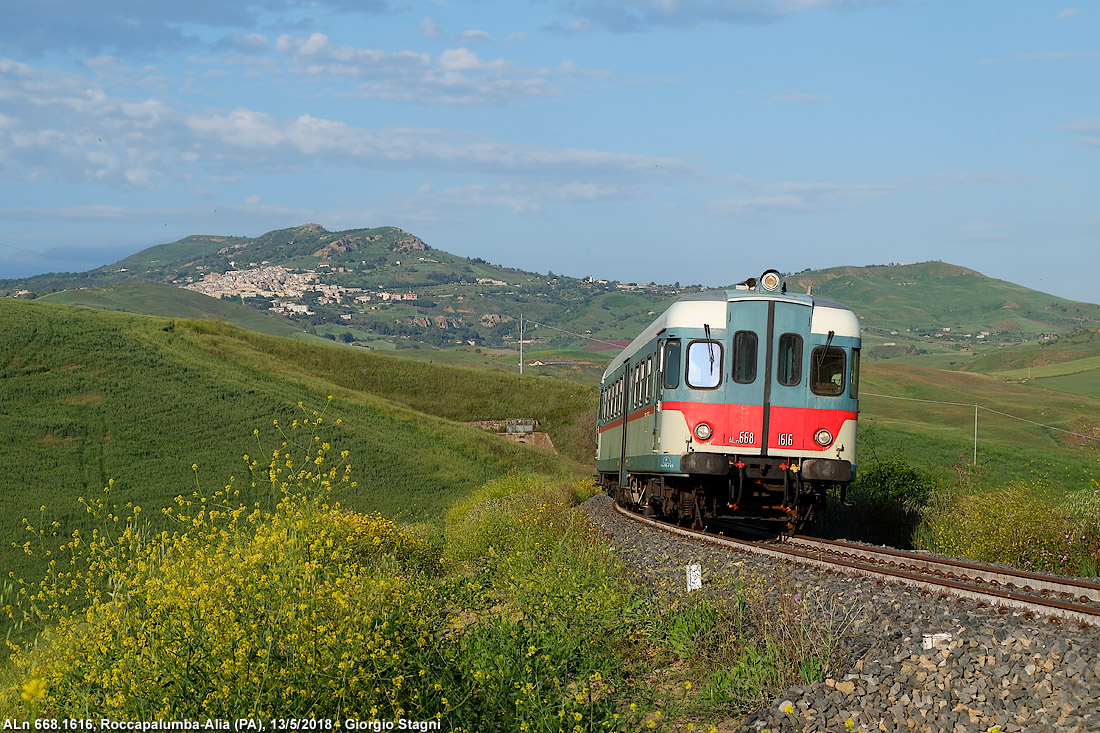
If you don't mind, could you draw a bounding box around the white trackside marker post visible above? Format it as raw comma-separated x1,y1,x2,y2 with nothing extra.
686,564,702,592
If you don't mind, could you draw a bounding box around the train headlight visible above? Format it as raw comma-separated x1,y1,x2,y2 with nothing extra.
694,423,713,441
814,429,834,447
760,269,782,292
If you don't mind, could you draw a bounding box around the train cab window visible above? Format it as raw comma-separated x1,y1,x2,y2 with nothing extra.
731,331,758,384
663,340,681,389
810,346,846,396
777,333,803,387
686,340,723,389
850,348,861,399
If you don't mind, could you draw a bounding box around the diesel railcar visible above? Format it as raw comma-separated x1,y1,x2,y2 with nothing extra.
596,269,860,532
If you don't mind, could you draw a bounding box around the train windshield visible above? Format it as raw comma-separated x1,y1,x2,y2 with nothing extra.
810,346,846,396
686,340,722,389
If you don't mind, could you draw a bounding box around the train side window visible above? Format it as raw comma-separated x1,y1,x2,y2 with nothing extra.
850,348,861,399
663,340,681,389
731,330,758,384
810,346,846,396
646,355,654,404
686,340,723,389
777,333,803,386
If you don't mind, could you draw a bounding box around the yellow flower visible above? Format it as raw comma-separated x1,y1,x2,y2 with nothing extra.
20,678,46,702
782,702,795,715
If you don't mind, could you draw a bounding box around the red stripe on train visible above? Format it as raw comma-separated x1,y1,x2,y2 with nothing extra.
661,401,855,452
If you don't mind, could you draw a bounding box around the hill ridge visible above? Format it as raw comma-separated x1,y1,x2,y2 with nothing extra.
3,225,1100,358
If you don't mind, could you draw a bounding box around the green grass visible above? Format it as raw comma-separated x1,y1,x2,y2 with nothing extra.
3,457,866,731
1028,369,1100,400
860,361,1100,471
0,299,592,597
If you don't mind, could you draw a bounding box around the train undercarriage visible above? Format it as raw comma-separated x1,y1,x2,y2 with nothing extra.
600,456,841,535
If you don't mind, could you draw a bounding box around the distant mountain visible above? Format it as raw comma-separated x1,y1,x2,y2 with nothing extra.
4,225,1100,357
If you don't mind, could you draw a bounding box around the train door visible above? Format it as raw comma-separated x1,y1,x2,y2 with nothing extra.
724,301,769,452
725,299,812,455
618,358,630,489
765,301,813,453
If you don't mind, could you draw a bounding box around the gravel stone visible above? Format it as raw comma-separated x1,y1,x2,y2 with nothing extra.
581,493,1100,732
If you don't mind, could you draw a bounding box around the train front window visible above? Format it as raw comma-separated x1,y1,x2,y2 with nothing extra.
777,333,803,387
731,330,758,384
686,340,723,389
810,346,846,396
663,340,681,389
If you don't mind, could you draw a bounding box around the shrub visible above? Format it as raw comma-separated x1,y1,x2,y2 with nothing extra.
919,481,1100,575
852,459,936,513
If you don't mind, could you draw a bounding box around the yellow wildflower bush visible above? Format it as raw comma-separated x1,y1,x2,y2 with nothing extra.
6,408,445,720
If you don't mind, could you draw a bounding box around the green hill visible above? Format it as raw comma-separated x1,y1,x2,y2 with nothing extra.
0,299,594,588
36,281,328,342
4,223,1100,362
789,262,1100,358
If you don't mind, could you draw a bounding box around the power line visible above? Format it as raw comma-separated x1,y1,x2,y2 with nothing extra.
525,319,623,348
861,391,1100,464
0,241,47,258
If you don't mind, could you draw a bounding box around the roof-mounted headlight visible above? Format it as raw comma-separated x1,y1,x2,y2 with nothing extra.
760,269,782,292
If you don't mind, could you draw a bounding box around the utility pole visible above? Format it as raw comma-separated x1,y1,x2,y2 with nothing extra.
519,314,523,375
973,403,978,466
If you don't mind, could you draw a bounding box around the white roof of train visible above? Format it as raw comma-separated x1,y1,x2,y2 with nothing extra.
602,289,859,380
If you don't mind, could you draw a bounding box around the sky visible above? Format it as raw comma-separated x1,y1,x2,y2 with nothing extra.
1,1,1098,303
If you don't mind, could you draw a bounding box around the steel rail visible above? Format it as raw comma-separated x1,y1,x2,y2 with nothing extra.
611,501,1100,626
786,535,1100,605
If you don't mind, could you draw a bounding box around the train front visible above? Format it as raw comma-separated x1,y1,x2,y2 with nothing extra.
597,269,861,532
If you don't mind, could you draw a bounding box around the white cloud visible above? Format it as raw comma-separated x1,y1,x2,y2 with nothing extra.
272,32,558,106
1061,118,1100,147
457,29,494,44
439,47,505,71
1057,8,1080,20
421,16,443,38
955,221,1012,242
550,0,885,32
709,178,892,216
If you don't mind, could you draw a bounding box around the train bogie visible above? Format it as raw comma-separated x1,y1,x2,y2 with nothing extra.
596,270,860,533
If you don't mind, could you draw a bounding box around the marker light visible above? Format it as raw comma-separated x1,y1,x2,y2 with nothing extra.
760,269,782,292
814,429,834,447
694,423,713,441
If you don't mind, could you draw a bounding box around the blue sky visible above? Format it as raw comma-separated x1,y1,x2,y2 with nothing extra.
1,1,1098,303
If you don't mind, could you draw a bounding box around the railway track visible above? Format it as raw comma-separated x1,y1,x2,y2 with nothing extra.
612,501,1100,627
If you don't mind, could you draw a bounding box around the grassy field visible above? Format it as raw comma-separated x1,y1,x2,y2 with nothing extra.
858,361,1099,482
4,292,1100,725
0,299,593,592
